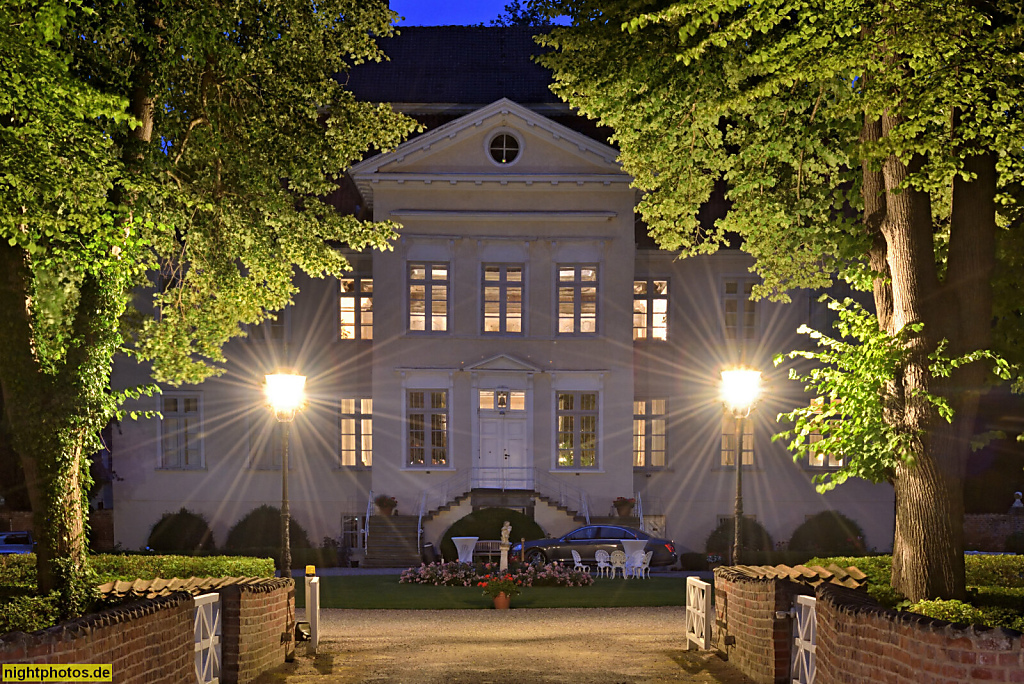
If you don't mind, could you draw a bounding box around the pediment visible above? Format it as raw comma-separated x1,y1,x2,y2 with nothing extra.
467,354,543,373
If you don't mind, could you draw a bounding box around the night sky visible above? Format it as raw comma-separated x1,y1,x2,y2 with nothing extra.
390,0,526,26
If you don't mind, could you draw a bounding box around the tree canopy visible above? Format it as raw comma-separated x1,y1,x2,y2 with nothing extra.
537,0,1024,601
0,0,415,616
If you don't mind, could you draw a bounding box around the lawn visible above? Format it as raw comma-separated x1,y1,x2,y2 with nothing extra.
295,574,692,610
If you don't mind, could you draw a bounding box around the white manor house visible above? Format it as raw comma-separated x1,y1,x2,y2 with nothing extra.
110,27,895,563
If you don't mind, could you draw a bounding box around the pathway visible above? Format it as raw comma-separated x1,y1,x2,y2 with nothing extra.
258,607,753,683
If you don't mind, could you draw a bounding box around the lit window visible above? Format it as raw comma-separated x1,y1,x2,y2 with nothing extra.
556,391,599,468
409,263,449,332
340,399,373,467
807,397,844,468
340,277,373,340
723,279,756,341
633,399,667,467
720,415,754,467
558,265,598,335
479,389,526,412
482,265,523,334
408,390,448,466
160,395,202,469
633,280,668,341
488,133,520,164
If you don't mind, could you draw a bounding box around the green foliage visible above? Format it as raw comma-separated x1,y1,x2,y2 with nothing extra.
965,554,1024,588
88,554,275,585
1006,532,1024,555
146,508,215,554
0,593,60,634
774,299,1009,492
0,554,37,591
788,511,866,556
809,555,902,607
908,599,987,626
440,508,546,561
225,505,311,551
705,517,773,556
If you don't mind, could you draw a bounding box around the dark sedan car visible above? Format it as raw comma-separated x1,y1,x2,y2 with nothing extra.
510,524,677,567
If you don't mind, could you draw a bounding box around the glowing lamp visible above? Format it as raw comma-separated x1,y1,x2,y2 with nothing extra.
265,372,306,422
720,367,762,417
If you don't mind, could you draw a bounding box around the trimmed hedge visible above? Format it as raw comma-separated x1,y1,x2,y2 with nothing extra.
218,546,339,569
705,517,773,555
225,504,311,551
146,507,215,553
89,554,276,584
440,508,545,561
788,511,865,555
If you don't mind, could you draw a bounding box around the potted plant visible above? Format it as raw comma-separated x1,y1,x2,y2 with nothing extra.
478,574,523,609
374,494,397,516
613,496,635,517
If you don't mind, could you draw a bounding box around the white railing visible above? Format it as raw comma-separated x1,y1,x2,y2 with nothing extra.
471,466,534,490
363,490,374,552
418,470,472,550
635,491,645,532
193,593,221,684
532,468,590,524
685,577,712,650
790,595,817,684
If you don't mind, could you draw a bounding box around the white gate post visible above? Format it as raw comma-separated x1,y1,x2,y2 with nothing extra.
304,569,320,655
790,595,817,684
193,593,222,684
685,576,712,650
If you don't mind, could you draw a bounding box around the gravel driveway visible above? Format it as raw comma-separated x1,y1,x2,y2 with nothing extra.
259,607,753,683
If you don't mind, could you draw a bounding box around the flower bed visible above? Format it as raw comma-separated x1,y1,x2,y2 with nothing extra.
400,560,594,588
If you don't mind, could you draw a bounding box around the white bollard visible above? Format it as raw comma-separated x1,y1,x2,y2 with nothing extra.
304,565,320,654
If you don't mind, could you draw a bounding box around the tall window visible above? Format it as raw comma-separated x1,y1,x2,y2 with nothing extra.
160,395,202,469
720,415,754,467
807,397,844,468
249,419,283,470
340,277,373,340
409,263,449,332
248,310,287,342
556,391,598,468
482,264,523,334
408,390,447,466
340,399,373,467
633,399,667,467
723,279,756,341
633,280,668,341
558,265,598,334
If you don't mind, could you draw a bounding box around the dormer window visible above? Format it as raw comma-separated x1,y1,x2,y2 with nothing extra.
487,131,521,165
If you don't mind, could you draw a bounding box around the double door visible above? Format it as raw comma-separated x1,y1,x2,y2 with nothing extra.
477,416,531,489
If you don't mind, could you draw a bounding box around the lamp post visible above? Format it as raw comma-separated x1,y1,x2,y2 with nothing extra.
720,367,762,566
264,372,306,577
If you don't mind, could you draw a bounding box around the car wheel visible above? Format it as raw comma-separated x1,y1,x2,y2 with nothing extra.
526,549,547,564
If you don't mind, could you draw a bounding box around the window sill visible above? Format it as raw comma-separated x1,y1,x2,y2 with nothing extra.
155,467,207,472
402,466,456,472
549,468,604,474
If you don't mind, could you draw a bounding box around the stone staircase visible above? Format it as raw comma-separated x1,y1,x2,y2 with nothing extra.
420,489,589,525
362,515,422,568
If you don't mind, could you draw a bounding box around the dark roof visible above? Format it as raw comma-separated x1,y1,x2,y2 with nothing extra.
344,26,560,106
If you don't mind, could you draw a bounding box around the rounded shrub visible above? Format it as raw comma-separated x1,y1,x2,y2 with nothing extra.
146,507,215,553
705,517,773,556
788,511,865,556
225,504,311,551
440,507,545,561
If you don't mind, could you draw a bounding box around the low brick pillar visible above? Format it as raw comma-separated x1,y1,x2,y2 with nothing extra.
963,513,1024,552
219,577,294,684
815,583,1024,683
0,592,193,682
714,567,810,684
89,509,115,552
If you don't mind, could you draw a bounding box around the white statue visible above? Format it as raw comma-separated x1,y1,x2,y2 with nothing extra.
500,521,512,544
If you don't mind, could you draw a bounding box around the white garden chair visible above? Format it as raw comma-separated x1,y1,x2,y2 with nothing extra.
571,549,591,574
624,550,645,578
609,550,627,578
594,550,612,578
633,551,653,579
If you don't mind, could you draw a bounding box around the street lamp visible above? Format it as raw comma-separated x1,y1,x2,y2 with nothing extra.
720,367,762,566
265,372,307,577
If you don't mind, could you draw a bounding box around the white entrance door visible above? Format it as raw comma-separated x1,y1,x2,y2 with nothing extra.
477,417,530,489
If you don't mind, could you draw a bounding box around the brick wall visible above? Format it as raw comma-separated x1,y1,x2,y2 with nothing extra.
815,583,1024,683
714,567,810,684
0,511,34,533
219,577,294,684
90,509,115,552
0,593,193,683
964,513,1024,552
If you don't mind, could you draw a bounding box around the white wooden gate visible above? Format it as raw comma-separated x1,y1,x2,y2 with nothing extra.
194,592,221,684
790,595,816,684
685,576,712,650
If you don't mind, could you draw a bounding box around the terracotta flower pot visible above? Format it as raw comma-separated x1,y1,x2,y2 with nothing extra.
614,504,634,517
493,592,511,610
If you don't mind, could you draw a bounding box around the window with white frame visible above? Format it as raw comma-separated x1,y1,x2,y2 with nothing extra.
807,396,844,468
633,399,667,467
409,263,449,332
248,310,287,342
340,398,372,467
633,279,668,341
557,265,598,334
340,276,373,340
479,389,526,413
482,264,523,334
160,394,202,469
556,391,598,468
248,418,283,470
720,415,754,467
723,279,756,341
407,390,448,466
